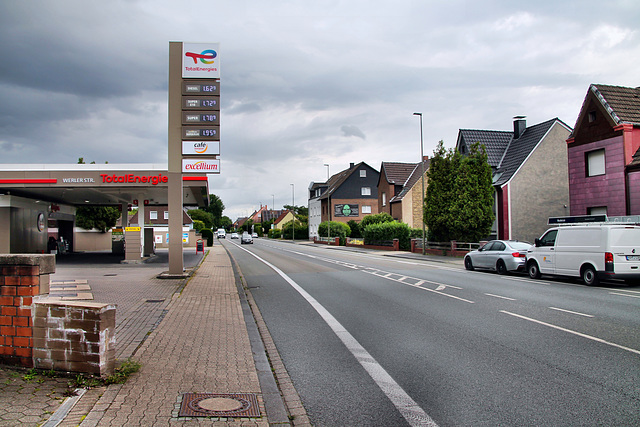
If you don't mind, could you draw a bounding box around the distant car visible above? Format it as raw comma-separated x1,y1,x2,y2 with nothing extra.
241,232,253,244
216,228,226,238
230,232,239,239
464,240,531,274
251,232,258,238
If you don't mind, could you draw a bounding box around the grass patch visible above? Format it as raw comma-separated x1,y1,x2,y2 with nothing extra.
104,358,141,385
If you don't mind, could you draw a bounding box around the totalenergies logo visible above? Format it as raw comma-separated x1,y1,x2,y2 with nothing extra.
185,49,217,64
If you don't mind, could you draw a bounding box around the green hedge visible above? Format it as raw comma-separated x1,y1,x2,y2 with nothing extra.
363,221,412,250
200,228,214,246
318,221,351,245
268,229,282,239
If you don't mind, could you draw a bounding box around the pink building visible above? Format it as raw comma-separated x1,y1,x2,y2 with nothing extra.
567,84,640,217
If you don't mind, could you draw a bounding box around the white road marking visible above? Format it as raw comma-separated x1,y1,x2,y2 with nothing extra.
609,292,640,299
236,244,438,427
549,307,594,318
500,310,640,356
485,293,516,301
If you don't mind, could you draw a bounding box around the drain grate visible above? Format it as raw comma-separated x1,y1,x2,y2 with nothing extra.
145,299,165,303
179,393,260,418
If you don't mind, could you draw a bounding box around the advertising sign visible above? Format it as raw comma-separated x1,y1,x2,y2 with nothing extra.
182,43,220,78
182,141,220,156
182,158,220,173
334,204,359,217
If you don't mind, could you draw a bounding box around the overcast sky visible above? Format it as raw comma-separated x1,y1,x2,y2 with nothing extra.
1,1,638,221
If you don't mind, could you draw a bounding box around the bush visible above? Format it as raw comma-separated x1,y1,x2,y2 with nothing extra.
363,221,412,250
318,221,351,245
360,212,394,229
192,220,205,233
410,228,425,239
200,228,214,246
347,220,362,238
282,222,309,240
268,229,282,239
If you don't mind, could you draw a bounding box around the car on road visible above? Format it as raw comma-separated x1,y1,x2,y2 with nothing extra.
216,228,226,239
251,232,258,238
464,240,531,274
241,232,253,244
230,232,239,239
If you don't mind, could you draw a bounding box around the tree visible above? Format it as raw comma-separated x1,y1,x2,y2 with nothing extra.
76,206,121,233
424,140,494,242
202,194,225,226
187,209,214,229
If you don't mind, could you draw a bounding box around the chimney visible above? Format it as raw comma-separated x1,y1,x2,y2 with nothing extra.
513,116,526,139
350,162,355,168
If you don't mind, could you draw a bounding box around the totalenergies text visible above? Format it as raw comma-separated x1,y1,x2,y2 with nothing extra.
101,174,168,185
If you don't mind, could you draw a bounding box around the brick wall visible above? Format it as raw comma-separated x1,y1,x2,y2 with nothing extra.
0,255,54,367
32,301,116,377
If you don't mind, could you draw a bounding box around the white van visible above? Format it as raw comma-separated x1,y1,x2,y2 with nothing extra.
216,228,226,238
526,218,640,286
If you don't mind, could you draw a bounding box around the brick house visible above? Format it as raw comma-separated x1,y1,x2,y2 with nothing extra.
456,117,572,243
377,159,430,228
567,84,640,217
308,162,380,239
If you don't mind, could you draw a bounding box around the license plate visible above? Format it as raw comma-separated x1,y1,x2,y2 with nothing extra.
626,255,640,261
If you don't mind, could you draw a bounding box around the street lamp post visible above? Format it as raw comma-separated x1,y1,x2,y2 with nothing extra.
414,112,426,255
290,184,295,242
324,164,330,242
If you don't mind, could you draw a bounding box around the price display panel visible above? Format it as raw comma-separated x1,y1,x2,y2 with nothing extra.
182,126,220,140
182,96,220,110
182,112,220,125
182,80,220,96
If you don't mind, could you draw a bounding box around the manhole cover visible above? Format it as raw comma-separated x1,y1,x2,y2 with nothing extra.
179,393,260,418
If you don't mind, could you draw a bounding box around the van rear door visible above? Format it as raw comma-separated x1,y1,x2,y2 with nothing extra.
609,227,640,278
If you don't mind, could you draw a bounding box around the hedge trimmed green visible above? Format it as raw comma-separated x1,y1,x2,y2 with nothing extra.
318,221,351,245
363,221,412,250
200,228,214,246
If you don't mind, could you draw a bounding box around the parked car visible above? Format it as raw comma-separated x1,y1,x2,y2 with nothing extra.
464,240,531,274
526,221,640,286
251,232,258,238
241,232,253,244
230,232,239,239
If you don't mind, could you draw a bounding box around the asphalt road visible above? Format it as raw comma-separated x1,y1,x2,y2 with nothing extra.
222,238,640,427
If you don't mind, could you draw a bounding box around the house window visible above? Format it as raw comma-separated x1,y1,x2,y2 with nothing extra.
164,211,169,220
588,111,596,123
360,170,366,178
588,206,607,216
361,187,371,196
150,211,158,220
362,205,372,214
586,149,605,177
382,192,387,206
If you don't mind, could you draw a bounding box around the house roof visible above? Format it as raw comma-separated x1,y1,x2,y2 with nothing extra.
457,118,570,187
317,162,374,200
590,84,640,126
273,210,292,224
390,159,430,203
380,162,417,185
457,129,513,167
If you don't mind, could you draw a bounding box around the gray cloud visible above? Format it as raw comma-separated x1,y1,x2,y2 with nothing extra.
0,0,638,220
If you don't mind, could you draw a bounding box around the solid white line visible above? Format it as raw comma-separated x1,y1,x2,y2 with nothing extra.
549,307,594,318
500,310,640,356
235,243,438,427
609,292,640,299
485,293,516,301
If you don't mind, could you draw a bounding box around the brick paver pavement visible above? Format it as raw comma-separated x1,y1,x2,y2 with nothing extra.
80,246,269,426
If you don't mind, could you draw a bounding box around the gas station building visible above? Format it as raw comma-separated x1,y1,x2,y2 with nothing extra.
0,163,208,261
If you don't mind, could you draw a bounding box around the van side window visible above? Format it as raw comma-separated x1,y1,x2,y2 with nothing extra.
539,230,558,247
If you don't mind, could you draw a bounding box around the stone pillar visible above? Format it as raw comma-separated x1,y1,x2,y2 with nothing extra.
0,254,55,367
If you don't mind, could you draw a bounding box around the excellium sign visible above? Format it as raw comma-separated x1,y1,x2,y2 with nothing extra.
182,159,220,173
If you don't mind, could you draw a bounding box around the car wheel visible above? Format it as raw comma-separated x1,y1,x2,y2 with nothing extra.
582,265,599,286
464,256,474,271
527,261,541,279
496,260,508,275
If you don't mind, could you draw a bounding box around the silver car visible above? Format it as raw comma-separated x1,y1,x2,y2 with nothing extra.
464,240,531,275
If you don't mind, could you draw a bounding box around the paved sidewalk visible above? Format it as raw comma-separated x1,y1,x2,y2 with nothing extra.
78,245,274,426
